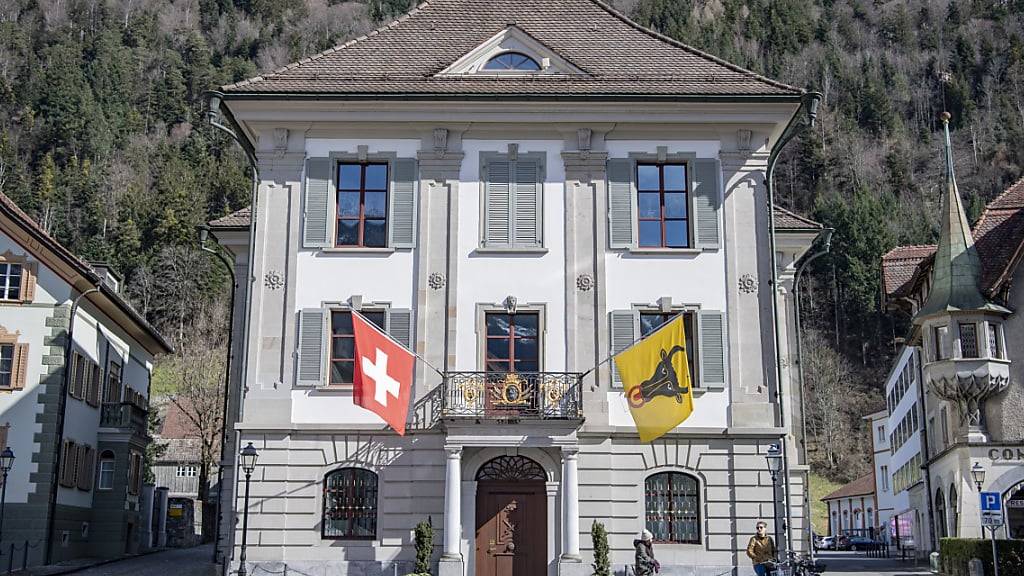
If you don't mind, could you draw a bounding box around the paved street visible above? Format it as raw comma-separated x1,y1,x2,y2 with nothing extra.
51,545,215,576
814,550,932,576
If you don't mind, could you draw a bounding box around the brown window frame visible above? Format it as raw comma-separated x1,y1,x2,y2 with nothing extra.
636,163,690,249
484,312,540,373
322,467,378,540
644,471,701,544
638,311,699,386
336,162,389,248
328,310,386,386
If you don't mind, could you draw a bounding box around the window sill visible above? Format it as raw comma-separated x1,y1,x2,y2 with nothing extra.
473,246,548,255
625,248,703,255
318,247,396,254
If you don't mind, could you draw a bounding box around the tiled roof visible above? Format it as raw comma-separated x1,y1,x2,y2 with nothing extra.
0,192,173,354
212,204,812,232
774,206,822,231
883,177,1024,302
821,473,875,501
221,0,802,97
209,207,250,230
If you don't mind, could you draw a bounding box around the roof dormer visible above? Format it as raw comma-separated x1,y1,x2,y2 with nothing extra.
437,26,586,77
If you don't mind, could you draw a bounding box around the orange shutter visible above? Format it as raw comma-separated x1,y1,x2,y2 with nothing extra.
12,343,28,390
20,262,36,302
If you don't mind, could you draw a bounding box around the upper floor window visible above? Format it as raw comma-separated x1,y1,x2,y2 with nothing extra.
0,344,13,388
988,323,1003,359
97,451,115,490
645,471,701,544
176,465,197,478
877,424,886,442
323,468,378,539
933,325,948,361
485,312,539,372
880,465,889,491
337,163,388,248
637,163,689,248
958,322,978,358
329,311,386,385
0,336,28,391
0,263,22,301
105,362,122,403
483,52,540,71
639,312,697,383
481,153,543,248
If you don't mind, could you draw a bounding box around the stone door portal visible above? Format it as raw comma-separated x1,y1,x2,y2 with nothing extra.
474,456,548,576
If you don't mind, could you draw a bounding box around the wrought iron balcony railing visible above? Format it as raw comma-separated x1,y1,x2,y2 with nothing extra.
100,402,148,437
442,372,583,420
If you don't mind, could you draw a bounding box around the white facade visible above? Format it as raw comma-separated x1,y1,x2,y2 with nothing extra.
211,3,823,576
0,207,170,565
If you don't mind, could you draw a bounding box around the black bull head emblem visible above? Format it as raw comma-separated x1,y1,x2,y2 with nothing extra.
627,346,688,409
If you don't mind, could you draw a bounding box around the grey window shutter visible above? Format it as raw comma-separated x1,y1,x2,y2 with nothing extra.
303,158,333,248
692,158,721,249
297,308,327,386
387,308,413,348
607,158,635,249
698,309,727,388
513,160,541,246
388,158,418,248
484,160,511,246
610,310,638,388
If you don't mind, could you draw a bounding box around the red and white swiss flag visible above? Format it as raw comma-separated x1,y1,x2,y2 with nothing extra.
351,311,415,435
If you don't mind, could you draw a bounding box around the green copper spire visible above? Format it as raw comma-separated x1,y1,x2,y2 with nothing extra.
916,112,996,319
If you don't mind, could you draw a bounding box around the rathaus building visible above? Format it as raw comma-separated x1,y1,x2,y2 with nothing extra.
206,1,825,574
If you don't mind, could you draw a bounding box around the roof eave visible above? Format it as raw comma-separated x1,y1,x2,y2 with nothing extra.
217,90,805,102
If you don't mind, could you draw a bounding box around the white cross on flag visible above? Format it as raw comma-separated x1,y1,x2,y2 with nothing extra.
351,311,415,435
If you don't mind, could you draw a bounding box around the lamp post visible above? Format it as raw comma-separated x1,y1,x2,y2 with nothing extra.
198,224,238,564
0,447,14,546
766,443,783,561
971,463,998,576
238,442,259,576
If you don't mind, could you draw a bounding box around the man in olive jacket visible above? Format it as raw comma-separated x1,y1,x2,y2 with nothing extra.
746,521,776,576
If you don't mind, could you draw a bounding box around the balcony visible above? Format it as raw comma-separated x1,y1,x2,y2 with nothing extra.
441,372,583,421
100,402,148,437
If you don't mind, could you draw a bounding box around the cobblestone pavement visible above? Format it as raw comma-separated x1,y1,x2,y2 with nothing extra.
814,550,933,576
61,545,215,576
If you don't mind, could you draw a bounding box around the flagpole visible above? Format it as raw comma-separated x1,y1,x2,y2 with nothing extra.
578,311,687,379
350,309,446,379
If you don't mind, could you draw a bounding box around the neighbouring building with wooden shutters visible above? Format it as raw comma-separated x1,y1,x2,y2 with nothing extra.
0,192,173,566
206,1,825,574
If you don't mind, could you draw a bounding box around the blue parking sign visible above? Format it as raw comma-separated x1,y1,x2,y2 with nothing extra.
981,491,1002,512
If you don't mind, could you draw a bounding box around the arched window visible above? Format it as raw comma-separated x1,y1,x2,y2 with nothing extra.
949,484,959,537
644,471,700,544
483,52,541,71
323,468,378,539
935,488,947,538
97,450,115,491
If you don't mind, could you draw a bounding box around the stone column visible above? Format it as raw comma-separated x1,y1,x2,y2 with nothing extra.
559,447,581,562
139,483,155,550
155,486,169,548
546,482,559,576
439,446,464,576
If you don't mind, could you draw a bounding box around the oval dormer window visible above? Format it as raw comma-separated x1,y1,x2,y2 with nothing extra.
483,52,541,71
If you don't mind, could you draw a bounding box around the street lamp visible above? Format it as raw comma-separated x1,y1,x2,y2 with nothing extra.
766,443,783,561
0,447,14,546
971,462,986,492
238,443,259,576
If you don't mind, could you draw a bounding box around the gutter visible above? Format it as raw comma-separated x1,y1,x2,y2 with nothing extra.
765,90,822,555
204,90,260,574
215,91,806,103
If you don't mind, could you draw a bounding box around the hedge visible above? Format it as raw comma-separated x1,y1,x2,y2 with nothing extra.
940,537,1024,576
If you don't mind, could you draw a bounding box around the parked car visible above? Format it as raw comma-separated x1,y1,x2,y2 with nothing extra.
816,535,835,550
847,535,880,551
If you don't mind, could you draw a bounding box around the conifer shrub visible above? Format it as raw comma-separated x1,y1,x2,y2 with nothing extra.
592,520,611,576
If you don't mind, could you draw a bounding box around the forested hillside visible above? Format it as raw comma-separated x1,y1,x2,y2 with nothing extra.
3,0,1022,481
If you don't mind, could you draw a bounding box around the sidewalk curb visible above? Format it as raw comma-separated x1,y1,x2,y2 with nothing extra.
15,548,164,576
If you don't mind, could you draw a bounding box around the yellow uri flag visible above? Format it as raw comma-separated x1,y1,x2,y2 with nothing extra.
613,315,694,442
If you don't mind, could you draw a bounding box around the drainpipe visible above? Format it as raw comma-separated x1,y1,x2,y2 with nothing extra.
45,287,100,564
204,90,259,573
765,90,822,555
793,227,833,563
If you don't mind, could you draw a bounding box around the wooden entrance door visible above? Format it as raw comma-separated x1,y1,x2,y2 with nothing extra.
475,481,546,576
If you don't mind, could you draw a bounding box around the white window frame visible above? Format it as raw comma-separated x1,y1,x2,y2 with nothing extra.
98,453,115,490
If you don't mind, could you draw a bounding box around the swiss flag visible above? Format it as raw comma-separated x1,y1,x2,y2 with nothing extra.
351,311,415,435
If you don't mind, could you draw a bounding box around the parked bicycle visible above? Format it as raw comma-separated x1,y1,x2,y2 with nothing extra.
765,551,827,576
